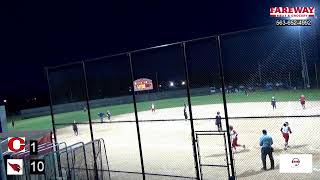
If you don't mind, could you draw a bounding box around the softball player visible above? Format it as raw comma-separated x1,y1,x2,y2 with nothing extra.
73,120,78,136
300,95,306,109
280,122,292,150
271,96,276,110
229,125,245,152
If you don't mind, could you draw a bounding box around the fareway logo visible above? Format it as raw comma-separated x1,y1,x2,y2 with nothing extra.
270,7,315,18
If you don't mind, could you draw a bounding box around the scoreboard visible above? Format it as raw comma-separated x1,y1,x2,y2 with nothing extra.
134,78,153,91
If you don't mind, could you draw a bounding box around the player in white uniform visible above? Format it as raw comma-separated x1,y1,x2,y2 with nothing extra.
280,122,292,150
151,103,155,112
229,125,245,153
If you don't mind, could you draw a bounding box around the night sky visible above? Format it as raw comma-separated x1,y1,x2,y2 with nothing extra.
1,0,317,111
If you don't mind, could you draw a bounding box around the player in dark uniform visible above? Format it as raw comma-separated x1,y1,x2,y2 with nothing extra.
106,110,111,120
72,120,78,136
98,112,105,122
11,119,15,128
271,96,276,110
215,112,222,131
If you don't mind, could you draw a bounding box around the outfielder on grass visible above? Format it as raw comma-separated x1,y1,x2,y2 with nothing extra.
151,103,155,112
106,110,111,120
98,112,105,122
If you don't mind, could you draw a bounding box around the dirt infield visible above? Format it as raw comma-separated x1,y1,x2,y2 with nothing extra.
56,101,320,180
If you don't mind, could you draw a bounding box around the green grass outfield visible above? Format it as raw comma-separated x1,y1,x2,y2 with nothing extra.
7,89,320,131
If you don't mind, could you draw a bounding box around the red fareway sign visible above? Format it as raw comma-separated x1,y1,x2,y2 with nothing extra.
270,7,315,18
134,78,153,91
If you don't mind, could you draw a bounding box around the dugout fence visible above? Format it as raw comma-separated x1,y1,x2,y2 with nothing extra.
46,25,320,180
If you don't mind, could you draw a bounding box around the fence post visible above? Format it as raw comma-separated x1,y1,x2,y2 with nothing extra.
82,61,99,180
45,67,63,178
217,35,236,179
45,67,58,146
182,42,201,180
128,53,146,180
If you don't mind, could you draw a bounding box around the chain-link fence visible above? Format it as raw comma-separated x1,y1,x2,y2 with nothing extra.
43,25,320,180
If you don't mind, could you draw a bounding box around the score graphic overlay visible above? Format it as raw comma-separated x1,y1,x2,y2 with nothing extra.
7,159,24,175
133,78,154,91
29,140,38,155
8,137,26,153
30,159,45,174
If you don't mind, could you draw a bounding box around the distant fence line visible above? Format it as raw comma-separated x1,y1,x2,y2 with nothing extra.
20,87,211,119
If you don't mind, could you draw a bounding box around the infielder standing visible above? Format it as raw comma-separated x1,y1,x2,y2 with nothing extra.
72,120,78,136
280,122,292,150
215,112,222,131
271,96,276,110
184,106,188,120
299,94,306,109
229,125,245,152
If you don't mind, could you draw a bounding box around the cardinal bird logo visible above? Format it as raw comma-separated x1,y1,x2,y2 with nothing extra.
6,159,23,175
8,162,21,172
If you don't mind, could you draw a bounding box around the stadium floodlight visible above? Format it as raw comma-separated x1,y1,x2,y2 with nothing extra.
169,81,174,87
3,100,7,103
159,84,162,88
181,81,186,85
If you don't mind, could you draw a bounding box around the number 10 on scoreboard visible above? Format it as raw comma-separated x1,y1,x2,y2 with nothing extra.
30,159,45,174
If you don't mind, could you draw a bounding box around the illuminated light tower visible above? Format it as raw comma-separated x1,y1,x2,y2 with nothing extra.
290,17,310,89
169,81,174,87
181,81,186,85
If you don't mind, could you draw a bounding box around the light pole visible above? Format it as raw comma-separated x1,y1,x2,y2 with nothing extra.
298,28,310,89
